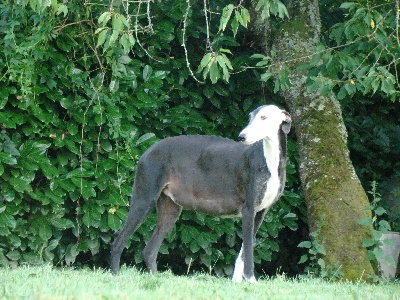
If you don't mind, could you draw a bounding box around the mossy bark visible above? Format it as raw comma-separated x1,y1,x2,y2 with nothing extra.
252,0,375,280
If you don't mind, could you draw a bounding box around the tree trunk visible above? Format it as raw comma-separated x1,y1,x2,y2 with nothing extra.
252,0,375,280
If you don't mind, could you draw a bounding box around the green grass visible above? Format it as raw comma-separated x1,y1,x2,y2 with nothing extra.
0,265,399,300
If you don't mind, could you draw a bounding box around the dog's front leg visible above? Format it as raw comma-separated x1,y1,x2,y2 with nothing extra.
241,205,256,283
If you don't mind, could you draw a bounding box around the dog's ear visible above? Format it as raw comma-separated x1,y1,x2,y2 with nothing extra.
281,111,292,134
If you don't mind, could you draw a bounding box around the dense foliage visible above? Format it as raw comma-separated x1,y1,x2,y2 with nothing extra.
0,0,399,277
0,0,304,276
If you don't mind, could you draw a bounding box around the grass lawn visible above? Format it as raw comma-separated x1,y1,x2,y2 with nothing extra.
0,265,399,299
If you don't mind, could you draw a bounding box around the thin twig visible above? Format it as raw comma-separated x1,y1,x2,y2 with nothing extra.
396,0,399,45
146,0,153,33
134,1,162,63
182,0,205,84
55,20,91,32
204,0,212,51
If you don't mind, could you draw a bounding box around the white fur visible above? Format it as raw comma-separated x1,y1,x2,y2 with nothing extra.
232,246,244,283
256,138,280,212
232,245,257,283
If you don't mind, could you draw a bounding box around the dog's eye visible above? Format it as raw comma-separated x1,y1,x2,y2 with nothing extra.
260,116,267,120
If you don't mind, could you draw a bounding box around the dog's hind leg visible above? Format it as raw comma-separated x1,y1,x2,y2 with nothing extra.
143,194,182,273
110,195,156,274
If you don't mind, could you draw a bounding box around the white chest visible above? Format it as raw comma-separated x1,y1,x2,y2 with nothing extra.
255,138,281,212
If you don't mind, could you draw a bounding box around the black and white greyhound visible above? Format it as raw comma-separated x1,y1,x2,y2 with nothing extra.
111,105,291,283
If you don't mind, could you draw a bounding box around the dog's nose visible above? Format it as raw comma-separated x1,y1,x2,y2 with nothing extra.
238,133,246,142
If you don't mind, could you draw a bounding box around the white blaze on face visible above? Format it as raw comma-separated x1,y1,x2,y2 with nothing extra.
239,105,286,144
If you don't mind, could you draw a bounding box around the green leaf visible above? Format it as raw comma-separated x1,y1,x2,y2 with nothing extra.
228,104,240,119
197,233,210,249
67,123,78,135
299,254,308,264
219,48,232,55
128,33,136,48
112,14,124,31
0,152,17,165
221,53,233,70
136,91,157,108
217,55,230,82
10,177,32,193
0,212,16,229
260,72,273,82
378,220,391,232
6,250,20,261
362,238,375,248
298,241,312,248
39,223,52,241
120,34,131,53
118,14,129,28
109,29,119,45
143,65,153,82
358,217,373,227
219,5,234,32
372,247,384,260
41,162,59,179
2,187,15,202
65,168,94,179
83,210,101,228
56,4,68,17
241,8,251,25
363,205,374,211
231,16,239,37
372,230,382,241
381,78,395,95
209,62,220,84
317,258,325,269
340,2,358,10
235,10,245,27
98,11,112,26
181,227,192,244
65,243,79,266
58,179,75,192
96,28,108,48
82,186,96,199
277,1,289,19
198,53,212,73
213,85,229,97
108,212,122,231
135,133,155,146
190,241,200,253
50,218,74,229
251,53,268,59
9,234,21,248
256,60,270,67
315,244,326,255
203,85,214,99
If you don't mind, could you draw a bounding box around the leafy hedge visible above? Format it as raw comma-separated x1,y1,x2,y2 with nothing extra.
0,1,305,276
